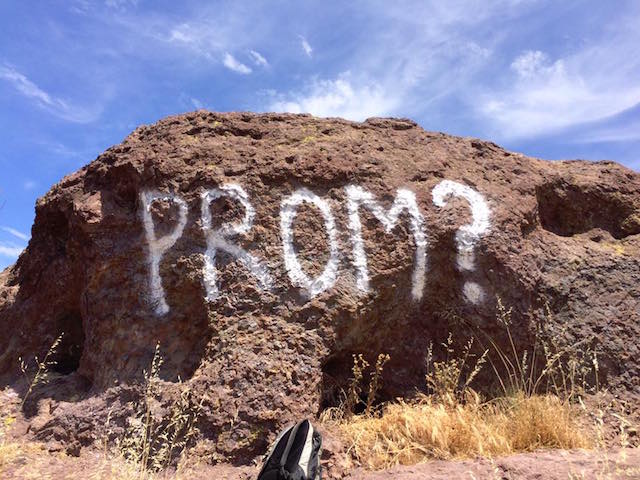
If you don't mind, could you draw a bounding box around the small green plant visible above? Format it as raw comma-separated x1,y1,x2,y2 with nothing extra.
19,333,64,407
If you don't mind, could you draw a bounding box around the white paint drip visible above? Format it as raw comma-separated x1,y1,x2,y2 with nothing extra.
345,185,428,300
280,188,340,298
201,184,273,301
432,180,491,304
140,191,189,315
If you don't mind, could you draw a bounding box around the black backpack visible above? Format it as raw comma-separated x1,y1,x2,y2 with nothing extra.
257,419,322,480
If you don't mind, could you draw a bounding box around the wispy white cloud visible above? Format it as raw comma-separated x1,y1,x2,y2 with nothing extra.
190,97,204,109
0,64,102,123
0,241,24,259
0,223,29,260
223,53,252,74
0,65,58,107
166,22,265,75
161,11,265,65
268,3,502,122
270,72,398,121
574,123,640,144
23,180,36,191
1,226,29,241
299,36,312,57
105,0,138,9
249,50,268,67
70,0,91,14
478,13,640,139
168,25,195,45
480,55,640,138
177,92,209,111
34,139,87,159
510,50,553,78
0,245,23,258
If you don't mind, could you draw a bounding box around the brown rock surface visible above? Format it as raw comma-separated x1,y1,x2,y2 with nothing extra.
0,111,638,464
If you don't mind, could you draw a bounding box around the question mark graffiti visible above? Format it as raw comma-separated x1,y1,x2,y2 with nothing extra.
432,180,491,305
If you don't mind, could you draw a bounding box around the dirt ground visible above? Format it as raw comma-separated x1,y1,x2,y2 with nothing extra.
2,443,640,479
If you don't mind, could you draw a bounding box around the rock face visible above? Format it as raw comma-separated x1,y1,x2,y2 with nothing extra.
0,112,638,461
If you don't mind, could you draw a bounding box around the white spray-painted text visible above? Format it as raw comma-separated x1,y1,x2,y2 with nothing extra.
432,180,491,304
140,181,491,314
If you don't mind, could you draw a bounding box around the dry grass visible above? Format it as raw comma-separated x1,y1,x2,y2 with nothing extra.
1,391,20,474
332,392,590,470
18,333,63,408
321,299,604,470
89,454,185,480
0,429,208,480
0,438,207,480
105,343,203,474
0,440,21,473
0,437,167,480
89,458,156,480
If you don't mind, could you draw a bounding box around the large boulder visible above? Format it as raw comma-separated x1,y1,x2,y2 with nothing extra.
0,112,638,460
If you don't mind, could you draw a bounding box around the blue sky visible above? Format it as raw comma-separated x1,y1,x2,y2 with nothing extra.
1,0,639,268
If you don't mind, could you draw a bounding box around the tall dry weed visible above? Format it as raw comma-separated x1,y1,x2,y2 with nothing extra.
478,299,599,399
109,343,203,474
18,333,64,407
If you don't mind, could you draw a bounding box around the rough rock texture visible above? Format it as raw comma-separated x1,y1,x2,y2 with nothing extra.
0,112,639,463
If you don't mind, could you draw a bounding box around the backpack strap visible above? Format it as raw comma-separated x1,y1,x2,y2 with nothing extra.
297,421,315,478
279,420,303,471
